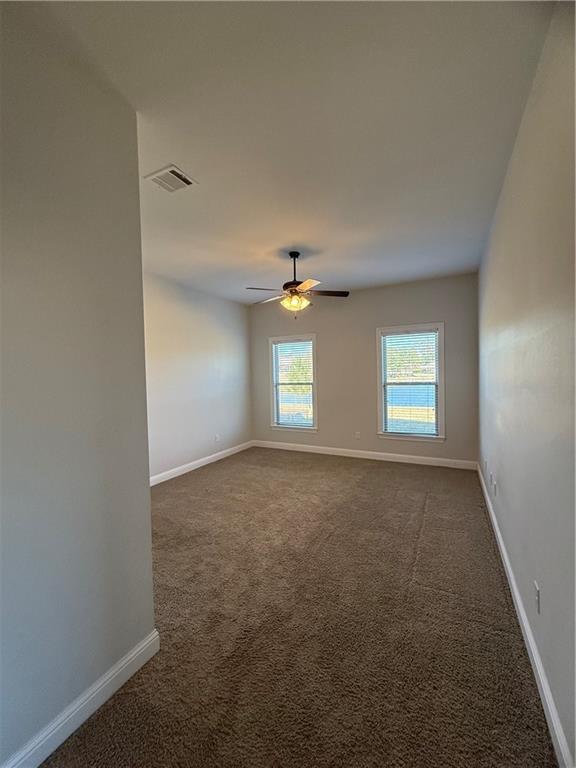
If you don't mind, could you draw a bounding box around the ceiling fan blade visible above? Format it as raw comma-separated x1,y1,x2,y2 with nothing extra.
254,295,283,305
296,278,321,293
308,290,350,297
246,287,279,291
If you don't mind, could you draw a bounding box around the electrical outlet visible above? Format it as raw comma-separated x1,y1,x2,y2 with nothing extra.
215,434,221,443
534,581,541,615
354,431,361,440
493,479,497,496
489,472,493,487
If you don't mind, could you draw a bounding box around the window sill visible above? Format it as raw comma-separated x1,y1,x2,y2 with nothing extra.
377,432,445,443
270,425,318,433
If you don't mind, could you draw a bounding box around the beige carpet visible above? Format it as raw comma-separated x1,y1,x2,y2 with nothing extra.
43,448,557,767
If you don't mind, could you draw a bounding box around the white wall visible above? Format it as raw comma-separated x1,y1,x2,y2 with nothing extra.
144,274,251,480
251,273,478,463
0,6,155,763
479,3,574,761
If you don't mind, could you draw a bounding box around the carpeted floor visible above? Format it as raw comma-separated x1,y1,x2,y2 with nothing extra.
43,448,557,767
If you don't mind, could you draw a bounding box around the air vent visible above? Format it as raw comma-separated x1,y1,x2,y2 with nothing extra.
145,164,197,192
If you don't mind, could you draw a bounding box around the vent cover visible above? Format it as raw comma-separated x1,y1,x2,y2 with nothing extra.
145,165,197,192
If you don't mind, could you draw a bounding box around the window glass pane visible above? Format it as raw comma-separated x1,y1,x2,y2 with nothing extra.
385,383,437,435
276,384,314,427
380,328,440,436
383,332,437,383
274,341,313,384
272,339,314,427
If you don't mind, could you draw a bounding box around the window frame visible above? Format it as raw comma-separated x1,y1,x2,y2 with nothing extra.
269,334,318,431
376,322,445,442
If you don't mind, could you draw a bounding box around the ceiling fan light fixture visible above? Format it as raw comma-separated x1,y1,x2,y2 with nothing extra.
247,250,349,308
280,294,310,312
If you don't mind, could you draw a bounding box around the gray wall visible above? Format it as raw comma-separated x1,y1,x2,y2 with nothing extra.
479,3,574,758
251,273,478,462
144,275,251,479
0,5,155,761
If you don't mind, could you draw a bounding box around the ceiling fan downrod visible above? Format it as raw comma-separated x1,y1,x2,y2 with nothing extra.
289,251,299,283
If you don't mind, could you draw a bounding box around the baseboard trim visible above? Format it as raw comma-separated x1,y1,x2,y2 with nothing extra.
150,441,254,486
252,439,477,470
477,467,573,768
2,629,160,768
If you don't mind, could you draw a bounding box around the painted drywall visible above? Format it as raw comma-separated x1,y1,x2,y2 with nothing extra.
0,5,155,763
250,273,478,462
479,3,574,759
144,274,251,479
52,2,553,301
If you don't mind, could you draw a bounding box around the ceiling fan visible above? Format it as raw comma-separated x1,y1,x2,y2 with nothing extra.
246,251,350,311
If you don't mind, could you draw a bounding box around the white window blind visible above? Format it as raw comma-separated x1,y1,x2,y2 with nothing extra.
271,337,315,428
379,326,444,437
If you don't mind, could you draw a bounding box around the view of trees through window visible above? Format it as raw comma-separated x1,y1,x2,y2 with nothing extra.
381,331,439,435
272,340,314,427
272,331,439,434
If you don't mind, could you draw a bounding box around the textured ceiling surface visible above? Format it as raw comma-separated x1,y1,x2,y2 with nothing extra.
52,2,552,301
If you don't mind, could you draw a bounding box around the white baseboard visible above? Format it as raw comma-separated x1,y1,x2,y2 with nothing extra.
477,468,573,768
252,439,477,470
150,441,254,486
2,629,160,768
150,440,476,486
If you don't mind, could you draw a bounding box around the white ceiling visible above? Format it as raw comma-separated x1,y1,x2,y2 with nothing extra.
52,2,552,302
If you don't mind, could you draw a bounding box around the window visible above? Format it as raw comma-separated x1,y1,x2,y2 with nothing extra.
377,323,445,439
270,335,316,429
